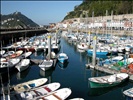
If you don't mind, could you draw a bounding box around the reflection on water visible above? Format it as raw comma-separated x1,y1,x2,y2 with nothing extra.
57,61,69,70
39,68,54,83
39,68,54,78
30,51,45,59
16,67,31,80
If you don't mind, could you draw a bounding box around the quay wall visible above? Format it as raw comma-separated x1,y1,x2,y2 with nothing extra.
59,28,133,36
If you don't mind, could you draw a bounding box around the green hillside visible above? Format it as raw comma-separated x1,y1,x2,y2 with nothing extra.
63,1,133,20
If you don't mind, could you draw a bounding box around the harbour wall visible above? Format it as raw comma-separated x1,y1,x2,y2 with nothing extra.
59,28,133,36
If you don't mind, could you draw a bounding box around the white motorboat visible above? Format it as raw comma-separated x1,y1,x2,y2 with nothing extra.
15,59,30,72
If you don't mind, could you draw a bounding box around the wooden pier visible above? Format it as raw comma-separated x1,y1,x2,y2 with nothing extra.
86,64,133,81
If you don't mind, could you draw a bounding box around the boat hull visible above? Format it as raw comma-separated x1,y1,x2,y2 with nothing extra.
88,73,129,88
89,81,120,88
123,87,133,99
87,50,108,56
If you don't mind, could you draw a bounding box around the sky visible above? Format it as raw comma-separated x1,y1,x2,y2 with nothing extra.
1,1,83,25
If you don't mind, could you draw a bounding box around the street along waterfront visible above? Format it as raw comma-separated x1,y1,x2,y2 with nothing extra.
0,34,133,100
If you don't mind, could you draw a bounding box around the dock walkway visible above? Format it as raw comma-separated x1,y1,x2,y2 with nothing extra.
86,64,133,81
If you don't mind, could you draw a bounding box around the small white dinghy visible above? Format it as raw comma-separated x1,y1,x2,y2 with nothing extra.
20,82,61,99
34,88,72,100
15,58,30,72
13,78,48,93
123,87,133,99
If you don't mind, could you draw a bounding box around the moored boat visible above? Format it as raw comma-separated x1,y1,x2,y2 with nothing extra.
87,49,109,56
13,78,48,93
6,50,23,59
34,88,72,100
77,42,88,50
2,51,15,58
15,58,30,72
57,52,68,64
19,82,61,99
39,59,53,71
88,73,129,88
99,56,123,67
69,98,84,100
0,58,20,73
123,87,133,100
19,51,32,59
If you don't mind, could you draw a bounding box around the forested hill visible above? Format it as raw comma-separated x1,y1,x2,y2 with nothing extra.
63,1,133,20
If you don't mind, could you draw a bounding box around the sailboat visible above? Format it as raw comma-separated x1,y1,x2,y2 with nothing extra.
38,35,54,71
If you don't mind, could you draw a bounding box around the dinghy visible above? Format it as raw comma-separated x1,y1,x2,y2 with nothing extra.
123,87,133,99
20,82,60,99
13,78,48,93
69,98,84,100
88,73,129,88
34,88,72,100
57,53,68,64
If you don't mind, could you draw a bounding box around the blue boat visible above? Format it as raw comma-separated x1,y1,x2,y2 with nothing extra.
57,53,68,64
87,49,109,56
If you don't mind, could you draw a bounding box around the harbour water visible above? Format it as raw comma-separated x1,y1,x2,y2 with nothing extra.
1,35,133,100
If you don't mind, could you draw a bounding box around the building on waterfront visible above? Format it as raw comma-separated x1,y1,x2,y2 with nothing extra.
61,14,133,31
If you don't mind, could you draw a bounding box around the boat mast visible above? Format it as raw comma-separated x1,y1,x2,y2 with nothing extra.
111,10,113,40
1,41,2,52
7,63,11,100
106,10,108,38
0,74,5,100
